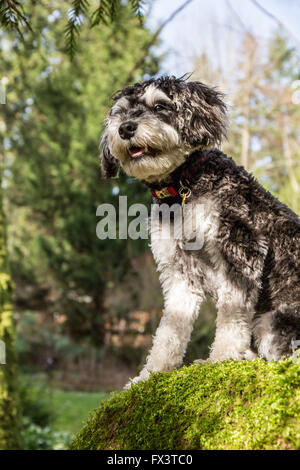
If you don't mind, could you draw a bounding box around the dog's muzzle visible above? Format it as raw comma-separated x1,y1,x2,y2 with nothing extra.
119,121,137,140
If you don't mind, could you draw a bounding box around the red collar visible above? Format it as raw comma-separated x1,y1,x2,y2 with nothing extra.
151,186,178,200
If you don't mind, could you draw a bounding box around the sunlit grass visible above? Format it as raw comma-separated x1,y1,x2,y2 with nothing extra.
51,389,109,436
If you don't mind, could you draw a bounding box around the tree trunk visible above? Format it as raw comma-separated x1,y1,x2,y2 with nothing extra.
241,103,250,170
282,110,299,210
0,176,20,449
240,34,257,171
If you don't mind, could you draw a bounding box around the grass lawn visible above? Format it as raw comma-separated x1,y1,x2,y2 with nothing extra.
51,389,109,436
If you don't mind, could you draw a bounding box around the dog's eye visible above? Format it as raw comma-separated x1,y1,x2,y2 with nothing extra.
154,104,166,112
110,107,125,116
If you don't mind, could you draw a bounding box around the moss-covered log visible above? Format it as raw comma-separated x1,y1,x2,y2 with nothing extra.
71,359,300,450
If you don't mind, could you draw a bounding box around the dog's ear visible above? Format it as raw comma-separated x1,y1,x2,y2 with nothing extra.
183,81,227,148
100,132,120,178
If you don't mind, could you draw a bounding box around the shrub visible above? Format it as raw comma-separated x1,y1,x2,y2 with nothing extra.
19,375,69,449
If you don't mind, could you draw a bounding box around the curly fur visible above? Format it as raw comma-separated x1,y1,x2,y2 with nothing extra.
100,76,300,388
101,77,227,181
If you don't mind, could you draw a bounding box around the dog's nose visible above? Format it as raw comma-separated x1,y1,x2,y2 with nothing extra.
119,121,138,140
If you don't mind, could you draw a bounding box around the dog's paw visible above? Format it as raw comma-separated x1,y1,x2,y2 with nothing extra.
124,370,150,390
209,348,258,363
209,348,244,363
243,349,258,360
193,358,211,364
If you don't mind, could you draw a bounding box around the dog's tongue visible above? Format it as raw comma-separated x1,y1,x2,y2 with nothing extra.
130,147,145,158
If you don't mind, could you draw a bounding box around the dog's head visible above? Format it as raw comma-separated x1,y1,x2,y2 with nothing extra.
100,76,227,182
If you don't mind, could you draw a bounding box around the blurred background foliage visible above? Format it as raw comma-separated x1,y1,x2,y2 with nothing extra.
0,0,299,449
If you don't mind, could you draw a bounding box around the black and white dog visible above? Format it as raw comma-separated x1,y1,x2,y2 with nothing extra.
100,76,300,388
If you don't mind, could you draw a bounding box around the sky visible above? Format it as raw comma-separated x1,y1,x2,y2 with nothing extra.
146,0,300,77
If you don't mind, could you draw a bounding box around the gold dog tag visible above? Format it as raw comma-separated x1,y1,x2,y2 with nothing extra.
179,182,191,219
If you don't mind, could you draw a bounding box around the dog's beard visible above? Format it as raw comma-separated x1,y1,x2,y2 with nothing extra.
106,116,188,182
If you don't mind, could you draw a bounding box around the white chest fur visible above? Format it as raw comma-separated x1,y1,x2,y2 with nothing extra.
149,195,251,310
150,196,223,293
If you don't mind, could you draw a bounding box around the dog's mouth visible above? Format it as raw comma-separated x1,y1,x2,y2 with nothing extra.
129,146,157,159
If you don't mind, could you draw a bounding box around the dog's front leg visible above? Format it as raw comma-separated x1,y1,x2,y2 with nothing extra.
124,276,203,389
209,291,256,362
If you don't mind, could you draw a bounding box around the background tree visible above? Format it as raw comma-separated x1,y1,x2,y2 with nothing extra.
0,158,20,449
1,0,160,367
260,33,300,212
0,0,161,447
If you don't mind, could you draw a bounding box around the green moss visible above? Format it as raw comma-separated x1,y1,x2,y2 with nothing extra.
71,359,300,450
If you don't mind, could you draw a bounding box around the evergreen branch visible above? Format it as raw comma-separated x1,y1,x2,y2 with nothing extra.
0,1,147,58
90,0,118,27
90,0,144,27
65,0,90,59
0,0,32,33
67,0,145,57
130,0,145,20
